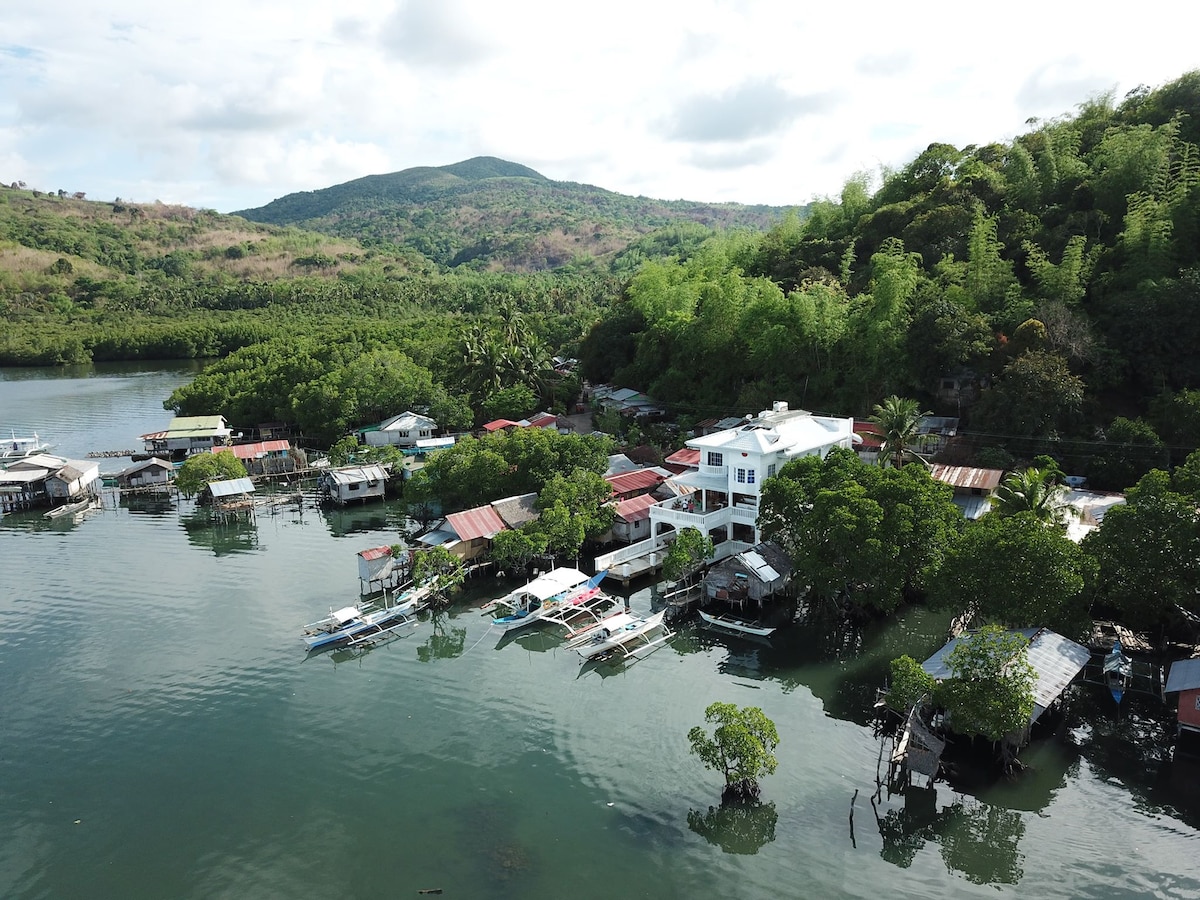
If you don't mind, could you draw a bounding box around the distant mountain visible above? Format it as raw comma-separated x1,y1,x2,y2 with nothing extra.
233,156,794,271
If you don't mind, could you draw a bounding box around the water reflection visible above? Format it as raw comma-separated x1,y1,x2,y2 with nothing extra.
874,789,1025,885
181,512,261,556
416,611,466,662
687,798,778,854
317,502,407,538
119,493,177,517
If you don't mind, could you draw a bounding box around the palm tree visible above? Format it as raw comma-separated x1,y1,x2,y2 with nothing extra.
989,466,1077,526
870,395,931,468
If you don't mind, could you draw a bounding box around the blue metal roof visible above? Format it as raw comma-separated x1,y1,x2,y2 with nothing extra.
208,477,255,498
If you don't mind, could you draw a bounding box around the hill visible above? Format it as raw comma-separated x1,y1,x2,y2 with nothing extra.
234,156,791,271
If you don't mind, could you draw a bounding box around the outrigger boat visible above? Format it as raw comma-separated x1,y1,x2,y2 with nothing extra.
1,431,53,465
489,568,609,633
1103,639,1133,705
698,609,776,637
301,583,431,651
44,496,98,520
572,610,672,661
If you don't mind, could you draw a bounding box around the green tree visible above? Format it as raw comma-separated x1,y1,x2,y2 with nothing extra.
176,450,248,496
687,702,780,802
930,512,1091,635
887,655,937,713
870,395,932,468
989,466,1075,525
937,626,1036,744
662,526,715,584
972,351,1083,438
1083,469,1200,627
489,527,547,573
412,546,466,608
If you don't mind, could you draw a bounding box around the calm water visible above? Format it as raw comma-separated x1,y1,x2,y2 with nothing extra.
2,364,1199,899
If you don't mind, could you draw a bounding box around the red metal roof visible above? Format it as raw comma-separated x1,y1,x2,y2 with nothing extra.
446,505,507,541
357,546,394,561
482,419,521,432
665,447,700,467
853,421,884,449
615,493,658,523
216,440,291,459
605,468,666,496
527,413,558,428
929,464,1004,491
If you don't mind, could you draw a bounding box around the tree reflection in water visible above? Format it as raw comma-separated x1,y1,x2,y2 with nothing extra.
687,798,778,855
416,611,466,662
875,788,1025,885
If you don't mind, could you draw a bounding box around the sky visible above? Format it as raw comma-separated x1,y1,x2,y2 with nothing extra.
2,1,1196,214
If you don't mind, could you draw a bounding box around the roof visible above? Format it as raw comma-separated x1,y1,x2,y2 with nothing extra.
491,493,539,529
852,421,885,450
207,477,256,498
687,410,852,457
952,495,993,520
379,411,436,432
615,493,659,523
738,549,781,583
1063,489,1127,543
1166,659,1200,693
482,419,522,432
665,447,700,467
325,464,388,485
502,567,590,603
357,546,394,561
605,453,640,476
446,505,508,541
922,627,1090,723
929,464,1003,492
415,528,458,548
606,468,667,496
217,440,290,460
118,457,173,476
526,412,559,429
166,415,229,438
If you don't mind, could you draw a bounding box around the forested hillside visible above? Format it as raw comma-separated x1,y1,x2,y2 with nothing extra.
3,71,1200,487
234,156,788,271
580,72,1200,485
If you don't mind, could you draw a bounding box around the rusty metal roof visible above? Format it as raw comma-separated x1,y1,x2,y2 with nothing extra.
219,440,290,459
357,546,394,561
446,505,507,541
615,493,658,523
665,447,700,467
929,464,1003,492
605,468,666,496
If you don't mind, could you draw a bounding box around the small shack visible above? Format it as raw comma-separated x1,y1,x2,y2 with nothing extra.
921,627,1091,726
143,415,233,458
44,459,101,501
357,545,409,593
217,440,297,477
362,411,438,448
204,477,256,517
444,504,508,562
319,464,388,505
1165,659,1200,744
928,464,1004,520
611,494,658,544
117,457,174,490
702,541,792,609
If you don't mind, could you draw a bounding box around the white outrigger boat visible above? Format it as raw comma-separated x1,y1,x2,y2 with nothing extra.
489,568,610,633
698,609,776,637
2,431,53,465
571,610,672,661
301,583,431,651
44,496,99,520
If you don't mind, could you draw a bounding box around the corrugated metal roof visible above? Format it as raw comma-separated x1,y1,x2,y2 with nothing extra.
380,411,436,431
922,627,1090,723
118,457,173,476
665,447,700,467
1166,658,1200,693
482,419,521,432
952,495,993,520
208,477,256,498
738,550,781,582
929,464,1003,492
616,493,659,523
446,505,507,541
166,415,229,437
326,464,388,485
358,546,394,561
219,440,290,459
605,468,666,496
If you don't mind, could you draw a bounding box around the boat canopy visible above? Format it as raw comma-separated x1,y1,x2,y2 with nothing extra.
510,567,590,602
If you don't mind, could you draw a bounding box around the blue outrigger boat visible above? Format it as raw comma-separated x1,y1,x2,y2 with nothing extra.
489,569,610,633
1103,639,1134,705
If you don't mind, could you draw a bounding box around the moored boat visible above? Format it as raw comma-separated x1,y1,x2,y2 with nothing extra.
302,583,431,651
573,610,671,660
489,568,606,632
698,609,776,637
1103,639,1133,705
44,496,98,519
2,431,53,465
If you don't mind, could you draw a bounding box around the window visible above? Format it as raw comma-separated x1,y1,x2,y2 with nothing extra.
707,452,723,467
746,469,756,485
766,464,776,479
736,468,746,484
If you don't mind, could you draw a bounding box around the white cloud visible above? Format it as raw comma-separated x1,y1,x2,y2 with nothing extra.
0,1,1196,211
